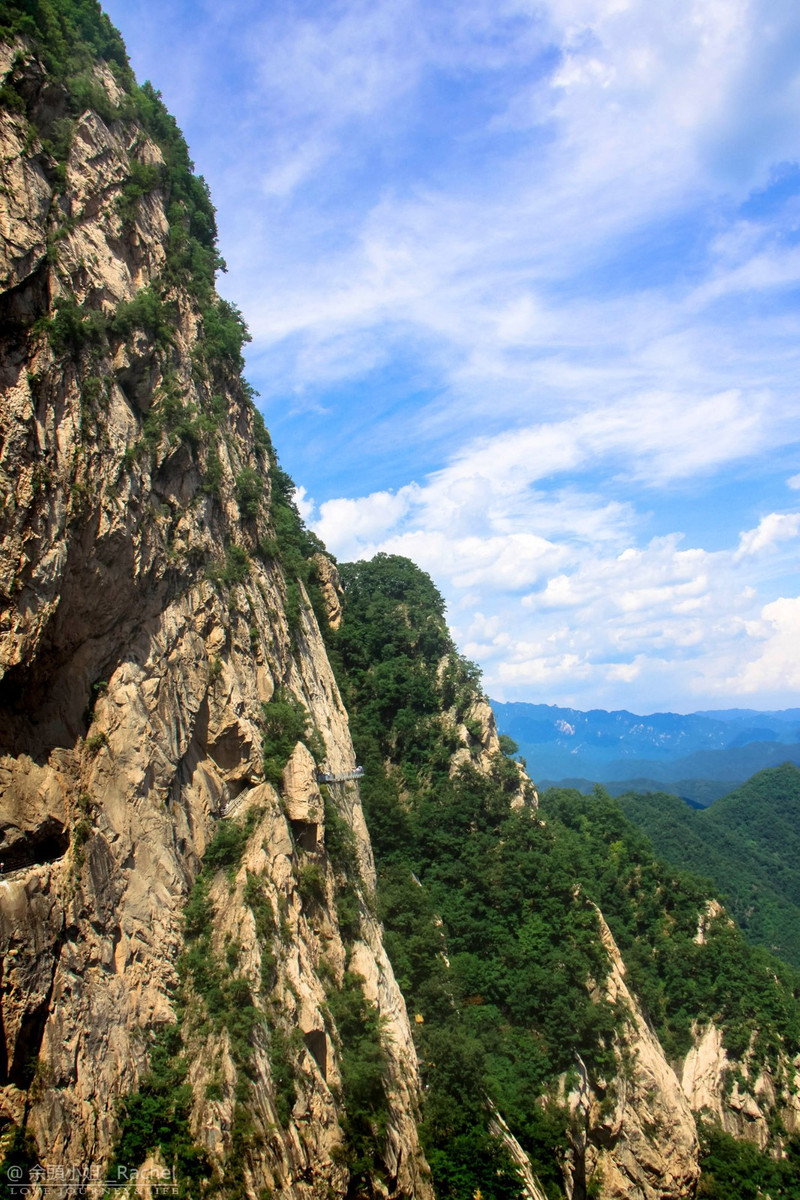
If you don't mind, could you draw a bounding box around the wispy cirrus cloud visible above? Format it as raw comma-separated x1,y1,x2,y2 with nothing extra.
104,0,800,710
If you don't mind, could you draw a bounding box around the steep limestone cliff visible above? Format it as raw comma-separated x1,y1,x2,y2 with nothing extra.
678,900,800,1154
560,909,698,1200
0,15,430,1197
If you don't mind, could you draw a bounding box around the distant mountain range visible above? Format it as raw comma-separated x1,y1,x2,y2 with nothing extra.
491,701,800,800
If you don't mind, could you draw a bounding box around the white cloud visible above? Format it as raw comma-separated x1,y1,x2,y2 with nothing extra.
259,141,328,200
293,485,315,523
313,485,418,560
722,596,800,694
383,530,569,590
688,244,800,309
308,437,800,709
736,511,800,558
103,0,800,711
207,0,800,387
306,448,762,708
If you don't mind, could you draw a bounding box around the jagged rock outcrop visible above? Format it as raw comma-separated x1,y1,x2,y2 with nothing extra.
488,1106,550,1200
312,554,344,632
0,28,431,1199
678,903,800,1152
559,910,698,1200
449,689,534,809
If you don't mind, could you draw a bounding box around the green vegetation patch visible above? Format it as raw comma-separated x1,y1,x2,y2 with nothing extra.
619,763,800,969
260,688,313,786
539,785,800,1068
109,1024,209,1192
698,1121,800,1198
326,971,390,1184
205,544,250,589
109,810,267,1191
234,466,263,519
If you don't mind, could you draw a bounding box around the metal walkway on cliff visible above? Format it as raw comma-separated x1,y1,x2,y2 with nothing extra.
220,766,364,819
315,767,364,784
221,791,251,819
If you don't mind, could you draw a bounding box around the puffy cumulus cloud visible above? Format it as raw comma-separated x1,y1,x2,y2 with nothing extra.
494,651,592,690
312,485,419,560
383,530,569,590
469,556,795,708
308,452,800,709
303,464,731,707
301,357,800,705
736,511,800,558
523,536,712,621
307,416,642,557
504,535,724,686
720,596,800,696
293,485,315,523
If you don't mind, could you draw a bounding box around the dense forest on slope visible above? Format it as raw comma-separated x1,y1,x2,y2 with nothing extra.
538,786,800,1065
536,775,735,807
330,554,800,1199
331,556,608,1199
617,765,800,969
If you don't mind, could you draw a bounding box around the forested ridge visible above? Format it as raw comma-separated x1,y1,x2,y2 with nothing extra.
618,765,800,969
329,554,800,1199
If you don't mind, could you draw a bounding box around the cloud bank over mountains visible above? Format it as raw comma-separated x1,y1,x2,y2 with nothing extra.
106,0,800,710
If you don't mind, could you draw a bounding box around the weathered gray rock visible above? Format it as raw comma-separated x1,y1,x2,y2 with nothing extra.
560,910,699,1200
680,991,800,1150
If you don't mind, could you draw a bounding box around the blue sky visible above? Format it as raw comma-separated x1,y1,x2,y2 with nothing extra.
103,0,800,713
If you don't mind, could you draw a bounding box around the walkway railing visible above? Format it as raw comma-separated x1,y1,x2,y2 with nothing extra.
315,767,365,784
221,792,249,819
220,766,365,818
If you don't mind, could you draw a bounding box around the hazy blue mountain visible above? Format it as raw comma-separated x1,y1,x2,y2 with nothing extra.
694,708,800,723
491,700,800,786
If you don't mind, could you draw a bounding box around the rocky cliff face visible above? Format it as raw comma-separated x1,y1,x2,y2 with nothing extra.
558,909,699,1200
0,27,430,1198
678,901,800,1154
559,899,800,1197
